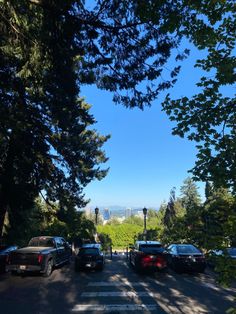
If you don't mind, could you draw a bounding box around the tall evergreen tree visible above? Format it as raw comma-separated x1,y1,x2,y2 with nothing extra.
163,187,177,227
180,177,201,212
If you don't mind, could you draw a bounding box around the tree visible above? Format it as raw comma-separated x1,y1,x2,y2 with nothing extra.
180,177,201,211
162,1,236,192
163,187,177,227
0,1,110,235
202,187,235,249
124,215,143,226
1,1,235,237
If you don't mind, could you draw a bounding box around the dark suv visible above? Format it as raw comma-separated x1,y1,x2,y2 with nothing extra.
129,241,167,272
74,243,104,271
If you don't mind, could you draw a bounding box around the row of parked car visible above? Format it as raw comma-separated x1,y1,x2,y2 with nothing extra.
1,237,235,277
0,236,105,277
129,241,236,274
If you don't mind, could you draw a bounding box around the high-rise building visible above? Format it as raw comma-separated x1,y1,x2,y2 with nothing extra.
103,208,111,220
125,208,132,219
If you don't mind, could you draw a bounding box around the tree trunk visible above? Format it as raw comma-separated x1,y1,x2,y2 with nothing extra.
0,204,7,237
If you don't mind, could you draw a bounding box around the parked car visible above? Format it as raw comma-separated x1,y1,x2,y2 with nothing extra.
7,236,71,277
129,241,167,272
166,243,206,273
207,247,236,269
0,245,18,272
74,243,104,271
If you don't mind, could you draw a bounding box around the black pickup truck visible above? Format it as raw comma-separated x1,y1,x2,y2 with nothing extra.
7,236,71,277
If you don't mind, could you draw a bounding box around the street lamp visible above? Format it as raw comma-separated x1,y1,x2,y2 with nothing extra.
95,207,99,225
143,207,148,241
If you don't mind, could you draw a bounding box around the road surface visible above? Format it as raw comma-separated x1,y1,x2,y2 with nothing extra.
0,253,235,313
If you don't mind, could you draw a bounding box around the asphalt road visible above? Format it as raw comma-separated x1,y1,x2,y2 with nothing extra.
0,254,235,314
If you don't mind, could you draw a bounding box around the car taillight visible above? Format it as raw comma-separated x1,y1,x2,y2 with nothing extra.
38,254,43,264
140,253,153,263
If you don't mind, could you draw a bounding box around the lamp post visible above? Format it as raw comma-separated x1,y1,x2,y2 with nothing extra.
143,207,148,241
94,207,99,243
95,207,99,225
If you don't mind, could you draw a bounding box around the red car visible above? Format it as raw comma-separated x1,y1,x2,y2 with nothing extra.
129,241,167,272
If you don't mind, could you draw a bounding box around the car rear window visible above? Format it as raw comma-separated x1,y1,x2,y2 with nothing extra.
227,248,236,256
28,238,54,247
79,248,99,255
139,244,164,253
177,245,200,254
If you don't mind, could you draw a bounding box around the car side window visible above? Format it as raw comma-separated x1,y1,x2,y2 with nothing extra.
55,238,63,249
172,246,177,254
60,238,68,249
167,245,173,253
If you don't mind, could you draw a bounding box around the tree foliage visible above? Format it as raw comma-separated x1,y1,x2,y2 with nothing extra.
0,0,110,235
162,1,236,192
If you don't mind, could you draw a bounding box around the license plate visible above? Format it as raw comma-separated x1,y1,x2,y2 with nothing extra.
85,263,91,267
19,265,26,270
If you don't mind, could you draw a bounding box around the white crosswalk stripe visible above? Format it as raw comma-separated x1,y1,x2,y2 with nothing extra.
88,281,149,287
71,304,160,312
71,279,181,313
81,291,160,298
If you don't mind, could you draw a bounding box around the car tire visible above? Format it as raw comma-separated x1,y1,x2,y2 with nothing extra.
43,259,53,277
134,260,141,273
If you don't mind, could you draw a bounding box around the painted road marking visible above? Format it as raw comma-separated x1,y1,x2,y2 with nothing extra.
88,281,149,287
81,291,161,297
71,304,160,312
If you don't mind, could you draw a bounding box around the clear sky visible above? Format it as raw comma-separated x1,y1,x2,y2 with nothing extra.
82,44,206,209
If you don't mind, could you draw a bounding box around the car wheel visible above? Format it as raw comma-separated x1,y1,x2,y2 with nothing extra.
134,260,141,273
44,259,53,277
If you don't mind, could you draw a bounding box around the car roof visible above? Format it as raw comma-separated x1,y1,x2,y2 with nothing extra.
169,243,195,246
81,243,101,249
136,241,161,245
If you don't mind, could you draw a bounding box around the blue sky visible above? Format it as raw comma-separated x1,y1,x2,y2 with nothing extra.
82,45,206,209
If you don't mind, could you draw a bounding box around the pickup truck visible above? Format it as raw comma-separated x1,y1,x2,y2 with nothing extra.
7,236,71,277
129,240,167,272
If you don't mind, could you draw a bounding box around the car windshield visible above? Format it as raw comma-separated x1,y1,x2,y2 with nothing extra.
177,245,200,254
79,248,99,255
227,248,236,256
139,244,164,253
28,238,54,247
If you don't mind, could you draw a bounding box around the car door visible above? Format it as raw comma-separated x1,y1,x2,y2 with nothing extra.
130,243,138,266
55,237,65,265
60,238,70,261
167,245,175,264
